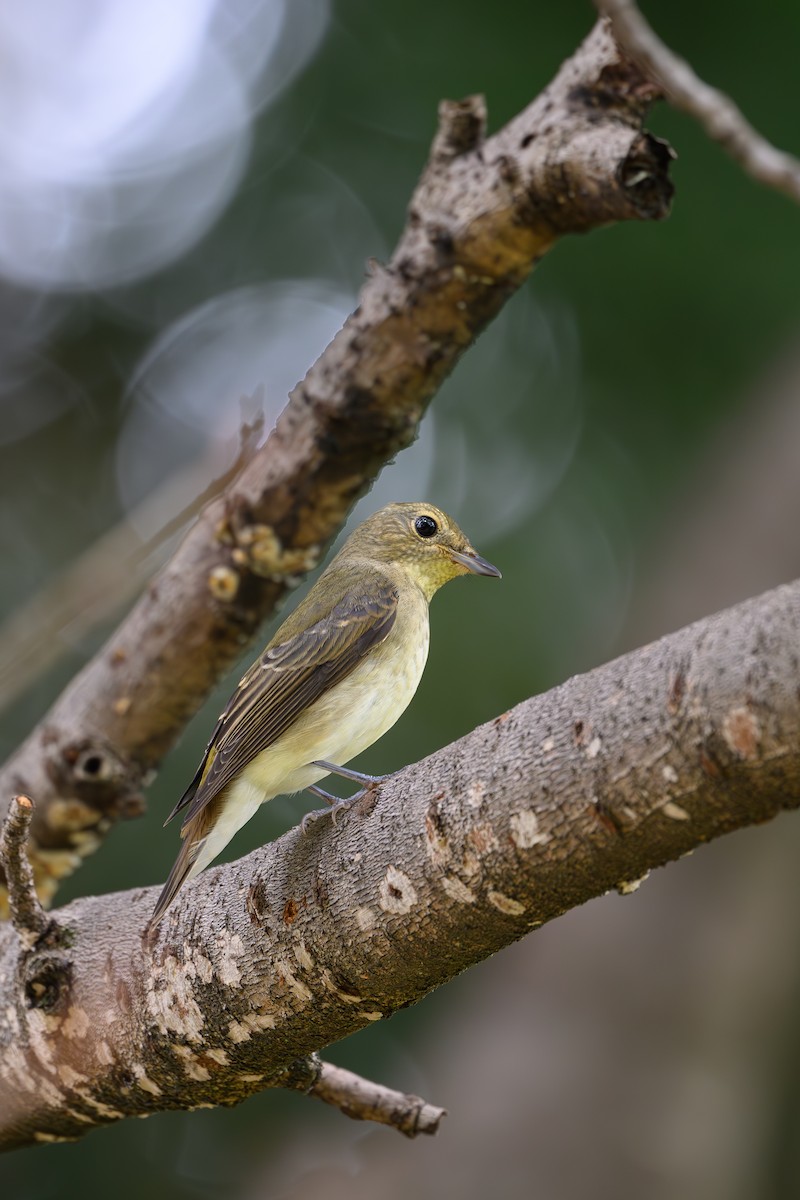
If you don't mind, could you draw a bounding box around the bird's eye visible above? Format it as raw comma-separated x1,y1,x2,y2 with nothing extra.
414,515,438,539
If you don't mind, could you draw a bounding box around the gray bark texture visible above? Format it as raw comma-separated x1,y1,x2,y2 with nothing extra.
2,578,800,1149
0,19,672,909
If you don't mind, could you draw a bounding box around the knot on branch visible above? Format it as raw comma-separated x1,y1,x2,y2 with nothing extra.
23,948,73,1012
431,95,487,163
41,737,146,835
617,131,676,218
57,737,137,798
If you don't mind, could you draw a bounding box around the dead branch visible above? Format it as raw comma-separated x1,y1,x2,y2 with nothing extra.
1,576,798,1150
0,20,673,911
595,0,800,203
280,1057,445,1137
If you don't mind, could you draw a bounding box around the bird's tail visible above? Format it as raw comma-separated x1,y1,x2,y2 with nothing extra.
147,819,208,931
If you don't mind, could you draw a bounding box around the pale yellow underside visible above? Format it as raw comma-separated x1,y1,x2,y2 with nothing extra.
194,584,430,873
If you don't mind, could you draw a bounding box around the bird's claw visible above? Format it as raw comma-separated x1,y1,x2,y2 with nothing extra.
301,806,329,833
330,792,361,827
301,790,368,834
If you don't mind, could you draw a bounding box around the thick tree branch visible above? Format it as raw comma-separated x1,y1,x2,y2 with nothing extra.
1,577,798,1150
0,20,673,910
595,0,800,204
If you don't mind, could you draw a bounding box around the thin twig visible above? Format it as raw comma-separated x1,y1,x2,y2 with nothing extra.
595,0,800,204
0,796,48,949
282,1057,446,1138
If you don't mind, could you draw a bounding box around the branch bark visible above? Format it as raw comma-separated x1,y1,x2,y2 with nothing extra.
2,577,798,1150
0,19,673,910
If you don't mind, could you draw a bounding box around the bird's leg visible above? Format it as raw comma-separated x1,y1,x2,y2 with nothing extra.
301,782,354,833
301,762,389,834
301,785,336,833
312,760,390,789
307,783,339,806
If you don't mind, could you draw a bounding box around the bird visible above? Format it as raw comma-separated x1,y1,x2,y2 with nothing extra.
148,501,501,928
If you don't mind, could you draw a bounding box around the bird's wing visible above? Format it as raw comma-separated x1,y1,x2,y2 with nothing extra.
165,574,399,830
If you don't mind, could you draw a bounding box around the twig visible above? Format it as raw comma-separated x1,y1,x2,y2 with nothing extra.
0,796,48,949
282,1057,446,1137
595,0,800,204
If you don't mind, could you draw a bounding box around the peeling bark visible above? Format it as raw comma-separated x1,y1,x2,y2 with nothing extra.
1,578,798,1150
0,19,673,909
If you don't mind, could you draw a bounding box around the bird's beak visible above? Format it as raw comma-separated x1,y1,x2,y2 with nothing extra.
447,549,502,578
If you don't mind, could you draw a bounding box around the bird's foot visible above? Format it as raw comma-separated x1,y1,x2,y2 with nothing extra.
301,784,336,833
301,806,328,833
301,767,389,834
301,790,361,833
307,783,339,806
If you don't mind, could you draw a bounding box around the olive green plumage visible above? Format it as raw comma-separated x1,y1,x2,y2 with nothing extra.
149,502,500,928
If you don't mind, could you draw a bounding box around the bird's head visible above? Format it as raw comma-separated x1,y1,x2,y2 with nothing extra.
348,502,501,599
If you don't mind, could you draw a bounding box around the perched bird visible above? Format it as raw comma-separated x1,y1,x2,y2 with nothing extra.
148,501,500,927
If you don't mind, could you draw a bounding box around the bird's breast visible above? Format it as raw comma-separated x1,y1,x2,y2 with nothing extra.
322,608,430,765
242,592,430,800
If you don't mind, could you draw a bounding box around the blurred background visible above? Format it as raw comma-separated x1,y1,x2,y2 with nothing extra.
2,0,800,1196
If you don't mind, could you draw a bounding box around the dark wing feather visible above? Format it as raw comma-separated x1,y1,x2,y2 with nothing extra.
166,577,398,830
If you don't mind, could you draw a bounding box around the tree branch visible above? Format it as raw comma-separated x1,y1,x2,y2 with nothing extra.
595,0,800,204
280,1056,446,1137
1,577,798,1150
0,798,48,951
0,19,673,912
